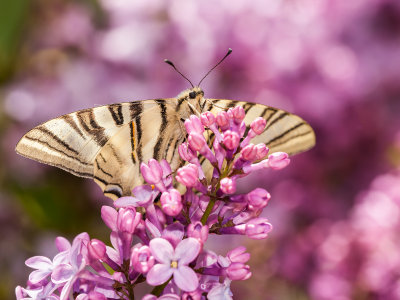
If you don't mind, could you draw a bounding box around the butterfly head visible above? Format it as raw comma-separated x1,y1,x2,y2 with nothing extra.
177,86,204,101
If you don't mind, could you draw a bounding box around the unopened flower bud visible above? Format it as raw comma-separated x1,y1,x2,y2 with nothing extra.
220,177,236,194
176,164,199,187
250,117,266,135
117,208,141,234
231,106,245,124
240,144,257,161
227,246,250,264
268,152,290,170
188,132,206,152
185,115,204,134
200,111,215,127
246,188,271,211
245,218,273,239
141,159,163,184
179,143,197,161
130,245,155,274
255,144,269,160
223,131,240,150
226,262,251,280
160,189,183,216
216,111,230,131
88,239,106,261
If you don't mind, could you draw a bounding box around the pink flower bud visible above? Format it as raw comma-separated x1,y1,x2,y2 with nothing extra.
88,239,106,261
246,188,271,211
255,144,269,160
117,208,141,234
240,144,257,161
268,152,290,170
231,106,245,124
130,245,155,274
188,132,206,151
216,111,230,131
178,143,197,161
140,159,163,184
187,221,209,245
176,164,199,187
160,189,183,216
245,218,273,239
223,130,240,150
220,177,236,194
226,262,251,280
200,111,215,127
227,246,250,264
250,117,266,135
185,115,204,134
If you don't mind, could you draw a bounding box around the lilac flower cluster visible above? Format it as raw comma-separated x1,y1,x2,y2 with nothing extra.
16,107,290,300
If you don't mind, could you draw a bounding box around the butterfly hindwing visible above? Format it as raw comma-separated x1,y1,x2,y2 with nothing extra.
93,100,187,199
205,99,316,155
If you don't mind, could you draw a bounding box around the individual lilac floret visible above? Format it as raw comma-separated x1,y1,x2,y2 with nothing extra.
147,237,201,292
176,164,199,188
160,189,183,216
268,152,290,170
130,245,155,274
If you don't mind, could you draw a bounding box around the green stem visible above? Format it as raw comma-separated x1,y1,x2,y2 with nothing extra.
151,277,172,296
200,196,216,225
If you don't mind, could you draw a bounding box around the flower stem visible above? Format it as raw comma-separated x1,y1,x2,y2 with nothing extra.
200,196,216,225
151,277,172,296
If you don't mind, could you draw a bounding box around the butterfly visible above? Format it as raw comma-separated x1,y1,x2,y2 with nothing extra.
15,51,315,200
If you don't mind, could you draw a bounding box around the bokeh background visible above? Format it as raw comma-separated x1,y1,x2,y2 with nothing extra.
1,0,400,299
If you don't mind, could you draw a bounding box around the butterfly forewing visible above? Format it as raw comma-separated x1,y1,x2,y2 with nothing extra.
15,100,168,180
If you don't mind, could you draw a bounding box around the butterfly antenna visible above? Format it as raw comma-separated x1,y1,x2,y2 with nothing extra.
164,59,194,88
198,48,232,87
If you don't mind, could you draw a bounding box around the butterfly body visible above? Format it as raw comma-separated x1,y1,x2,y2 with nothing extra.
16,87,315,199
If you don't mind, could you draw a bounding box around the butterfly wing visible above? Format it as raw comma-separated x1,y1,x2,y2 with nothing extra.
93,102,187,199
15,99,172,181
204,99,316,155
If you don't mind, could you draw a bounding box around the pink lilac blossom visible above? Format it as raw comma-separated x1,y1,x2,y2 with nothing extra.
16,108,290,299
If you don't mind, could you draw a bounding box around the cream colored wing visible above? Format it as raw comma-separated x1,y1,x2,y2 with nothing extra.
93,101,187,199
15,100,169,178
204,99,316,155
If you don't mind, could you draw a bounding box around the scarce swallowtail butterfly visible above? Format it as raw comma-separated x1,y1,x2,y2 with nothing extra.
15,50,316,200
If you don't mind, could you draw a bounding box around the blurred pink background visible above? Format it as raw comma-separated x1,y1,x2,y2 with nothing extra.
1,0,400,299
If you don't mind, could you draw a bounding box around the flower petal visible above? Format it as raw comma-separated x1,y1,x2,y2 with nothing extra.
146,264,173,286
175,238,200,266
114,196,140,208
101,206,118,231
55,237,71,252
51,264,74,283
173,265,199,292
25,256,52,269
29,269,51,284
149,238,173,264
162,223,184,248
59,278,74,300
53,251,69,265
